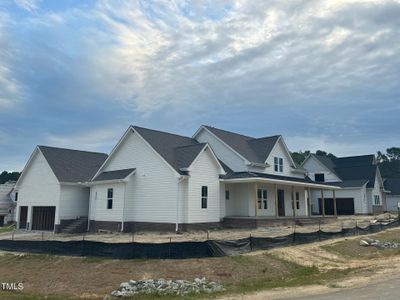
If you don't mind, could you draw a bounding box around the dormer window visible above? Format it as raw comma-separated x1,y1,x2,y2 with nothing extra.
274,157,283,172
315,173,325,182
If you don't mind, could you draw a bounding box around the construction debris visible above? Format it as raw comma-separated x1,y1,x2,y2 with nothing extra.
109,278,225,298
359,238,399,249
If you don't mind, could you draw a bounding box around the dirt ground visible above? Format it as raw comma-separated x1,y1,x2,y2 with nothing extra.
0,215,385,244
0,227,398,299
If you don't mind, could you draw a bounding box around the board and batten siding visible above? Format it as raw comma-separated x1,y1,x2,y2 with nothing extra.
195,129,246,172
89,183,125,223
302,156,341,182
264,139,303,178
16,150,61,226
59,185,90,220
186,148,221,223
93,130,180,223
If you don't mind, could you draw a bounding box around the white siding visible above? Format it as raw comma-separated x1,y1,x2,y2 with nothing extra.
16,150,61,225
386,195,400,212
311,187,368,214
59,185,90,220
368,173,384,213
187,148,221,223
92,130,180,223
302,156,342,182
265,139,303,178
225,183,252,217
90,183,125,223
195,129,247,172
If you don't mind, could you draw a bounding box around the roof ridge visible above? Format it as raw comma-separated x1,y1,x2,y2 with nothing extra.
248,135,281,142
175,143,205,150
38,145,108,156
335,154,375,159
132,125,194,140
202,125,254,139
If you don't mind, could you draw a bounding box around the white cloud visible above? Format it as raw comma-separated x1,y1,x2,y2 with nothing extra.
14,0,40,12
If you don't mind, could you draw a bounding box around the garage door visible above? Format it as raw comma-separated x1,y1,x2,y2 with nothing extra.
319,198,355,215
32,206,56,231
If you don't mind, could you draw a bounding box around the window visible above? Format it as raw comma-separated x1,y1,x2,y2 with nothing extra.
201,186,208,209
315,173,325,182
15,192,18,202
296,192,300,210
225,190,230,200
107,188,113,209
257,189,268,209
274,157,283,172
374,195,381,206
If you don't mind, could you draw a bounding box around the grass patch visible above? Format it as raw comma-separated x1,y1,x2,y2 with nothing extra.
0,224,16,234
322,229,400,259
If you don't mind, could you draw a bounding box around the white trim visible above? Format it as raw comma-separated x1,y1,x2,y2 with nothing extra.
301,154,343,182
193,126,250,165
265,136,297,167
220,177,341,189
184,144,226,175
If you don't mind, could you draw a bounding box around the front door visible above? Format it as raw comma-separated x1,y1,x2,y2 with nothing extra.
19,206,28,229
277,189,285,216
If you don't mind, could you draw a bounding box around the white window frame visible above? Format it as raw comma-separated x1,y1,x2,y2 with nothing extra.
374,195,381,206
107,188,113,209
274,157,283,172
257,189,268,209
295,192,300,210
201,186,208,209
225,190,230,201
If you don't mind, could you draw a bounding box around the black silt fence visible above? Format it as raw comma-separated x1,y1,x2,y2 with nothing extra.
0,220,398,259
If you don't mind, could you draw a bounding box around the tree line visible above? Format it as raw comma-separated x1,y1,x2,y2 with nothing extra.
291,147,400,179
0,171,21,184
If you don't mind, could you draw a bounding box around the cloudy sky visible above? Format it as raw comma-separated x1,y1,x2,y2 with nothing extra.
1,0,399,171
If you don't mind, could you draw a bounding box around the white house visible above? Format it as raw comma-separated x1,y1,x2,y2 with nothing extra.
0,181,17,226
16,125,341,233
15,146,107,232
384,178,400,212
302,154,388,215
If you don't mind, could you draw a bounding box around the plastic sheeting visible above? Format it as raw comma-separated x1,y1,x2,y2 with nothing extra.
0,220,398,259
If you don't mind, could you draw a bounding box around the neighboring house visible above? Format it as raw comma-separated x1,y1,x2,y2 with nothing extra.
15,146,108,232
0,181,17,226
384,178,400,212
16,125,340,233
302,154,387,215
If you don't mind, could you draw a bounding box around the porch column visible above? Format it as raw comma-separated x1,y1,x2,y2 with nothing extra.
254,183,258,217
333,189,337,216
321,189,325,217
307,187,312,216
274,184,279,217
291,186,295,218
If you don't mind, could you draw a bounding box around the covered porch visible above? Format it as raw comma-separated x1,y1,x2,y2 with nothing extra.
221,175,341,222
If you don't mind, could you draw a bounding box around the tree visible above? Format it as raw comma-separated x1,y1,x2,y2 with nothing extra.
291,150,310,166
377,147,400,178
0,171,21,184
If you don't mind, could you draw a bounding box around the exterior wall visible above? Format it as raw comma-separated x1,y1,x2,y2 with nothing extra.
195,129,247,172
186,148,221,223
89,182,125,226
59,185,90,220
264,140,303,178
368,173,384,214
225,182,307,217
302,156,341,182
0,183,16,224
16,150,61,227
311,187,368,214
386,195,400,212
92,130,180,224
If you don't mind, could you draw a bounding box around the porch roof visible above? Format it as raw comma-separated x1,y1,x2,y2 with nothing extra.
220,172,340,189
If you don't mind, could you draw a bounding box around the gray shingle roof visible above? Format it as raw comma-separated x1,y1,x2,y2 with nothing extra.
313,154,378,188
38,146,108,183
384,178,400,195
133,126,206,174
329,179,369,188
203,126,280,164
222,171,325,185
93,168,136,182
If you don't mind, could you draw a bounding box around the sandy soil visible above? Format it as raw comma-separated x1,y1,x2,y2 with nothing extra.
0,215,386,244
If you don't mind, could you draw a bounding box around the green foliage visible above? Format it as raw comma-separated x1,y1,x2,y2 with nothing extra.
0,171,21,184
291,150,336,166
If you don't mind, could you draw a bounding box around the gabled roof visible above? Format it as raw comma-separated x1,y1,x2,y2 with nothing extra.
38,146,108,183
311,154,378,188
201,126,281,164
329,179,369,188
384,178,400,195
133,126,207,175
93,168,136,182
